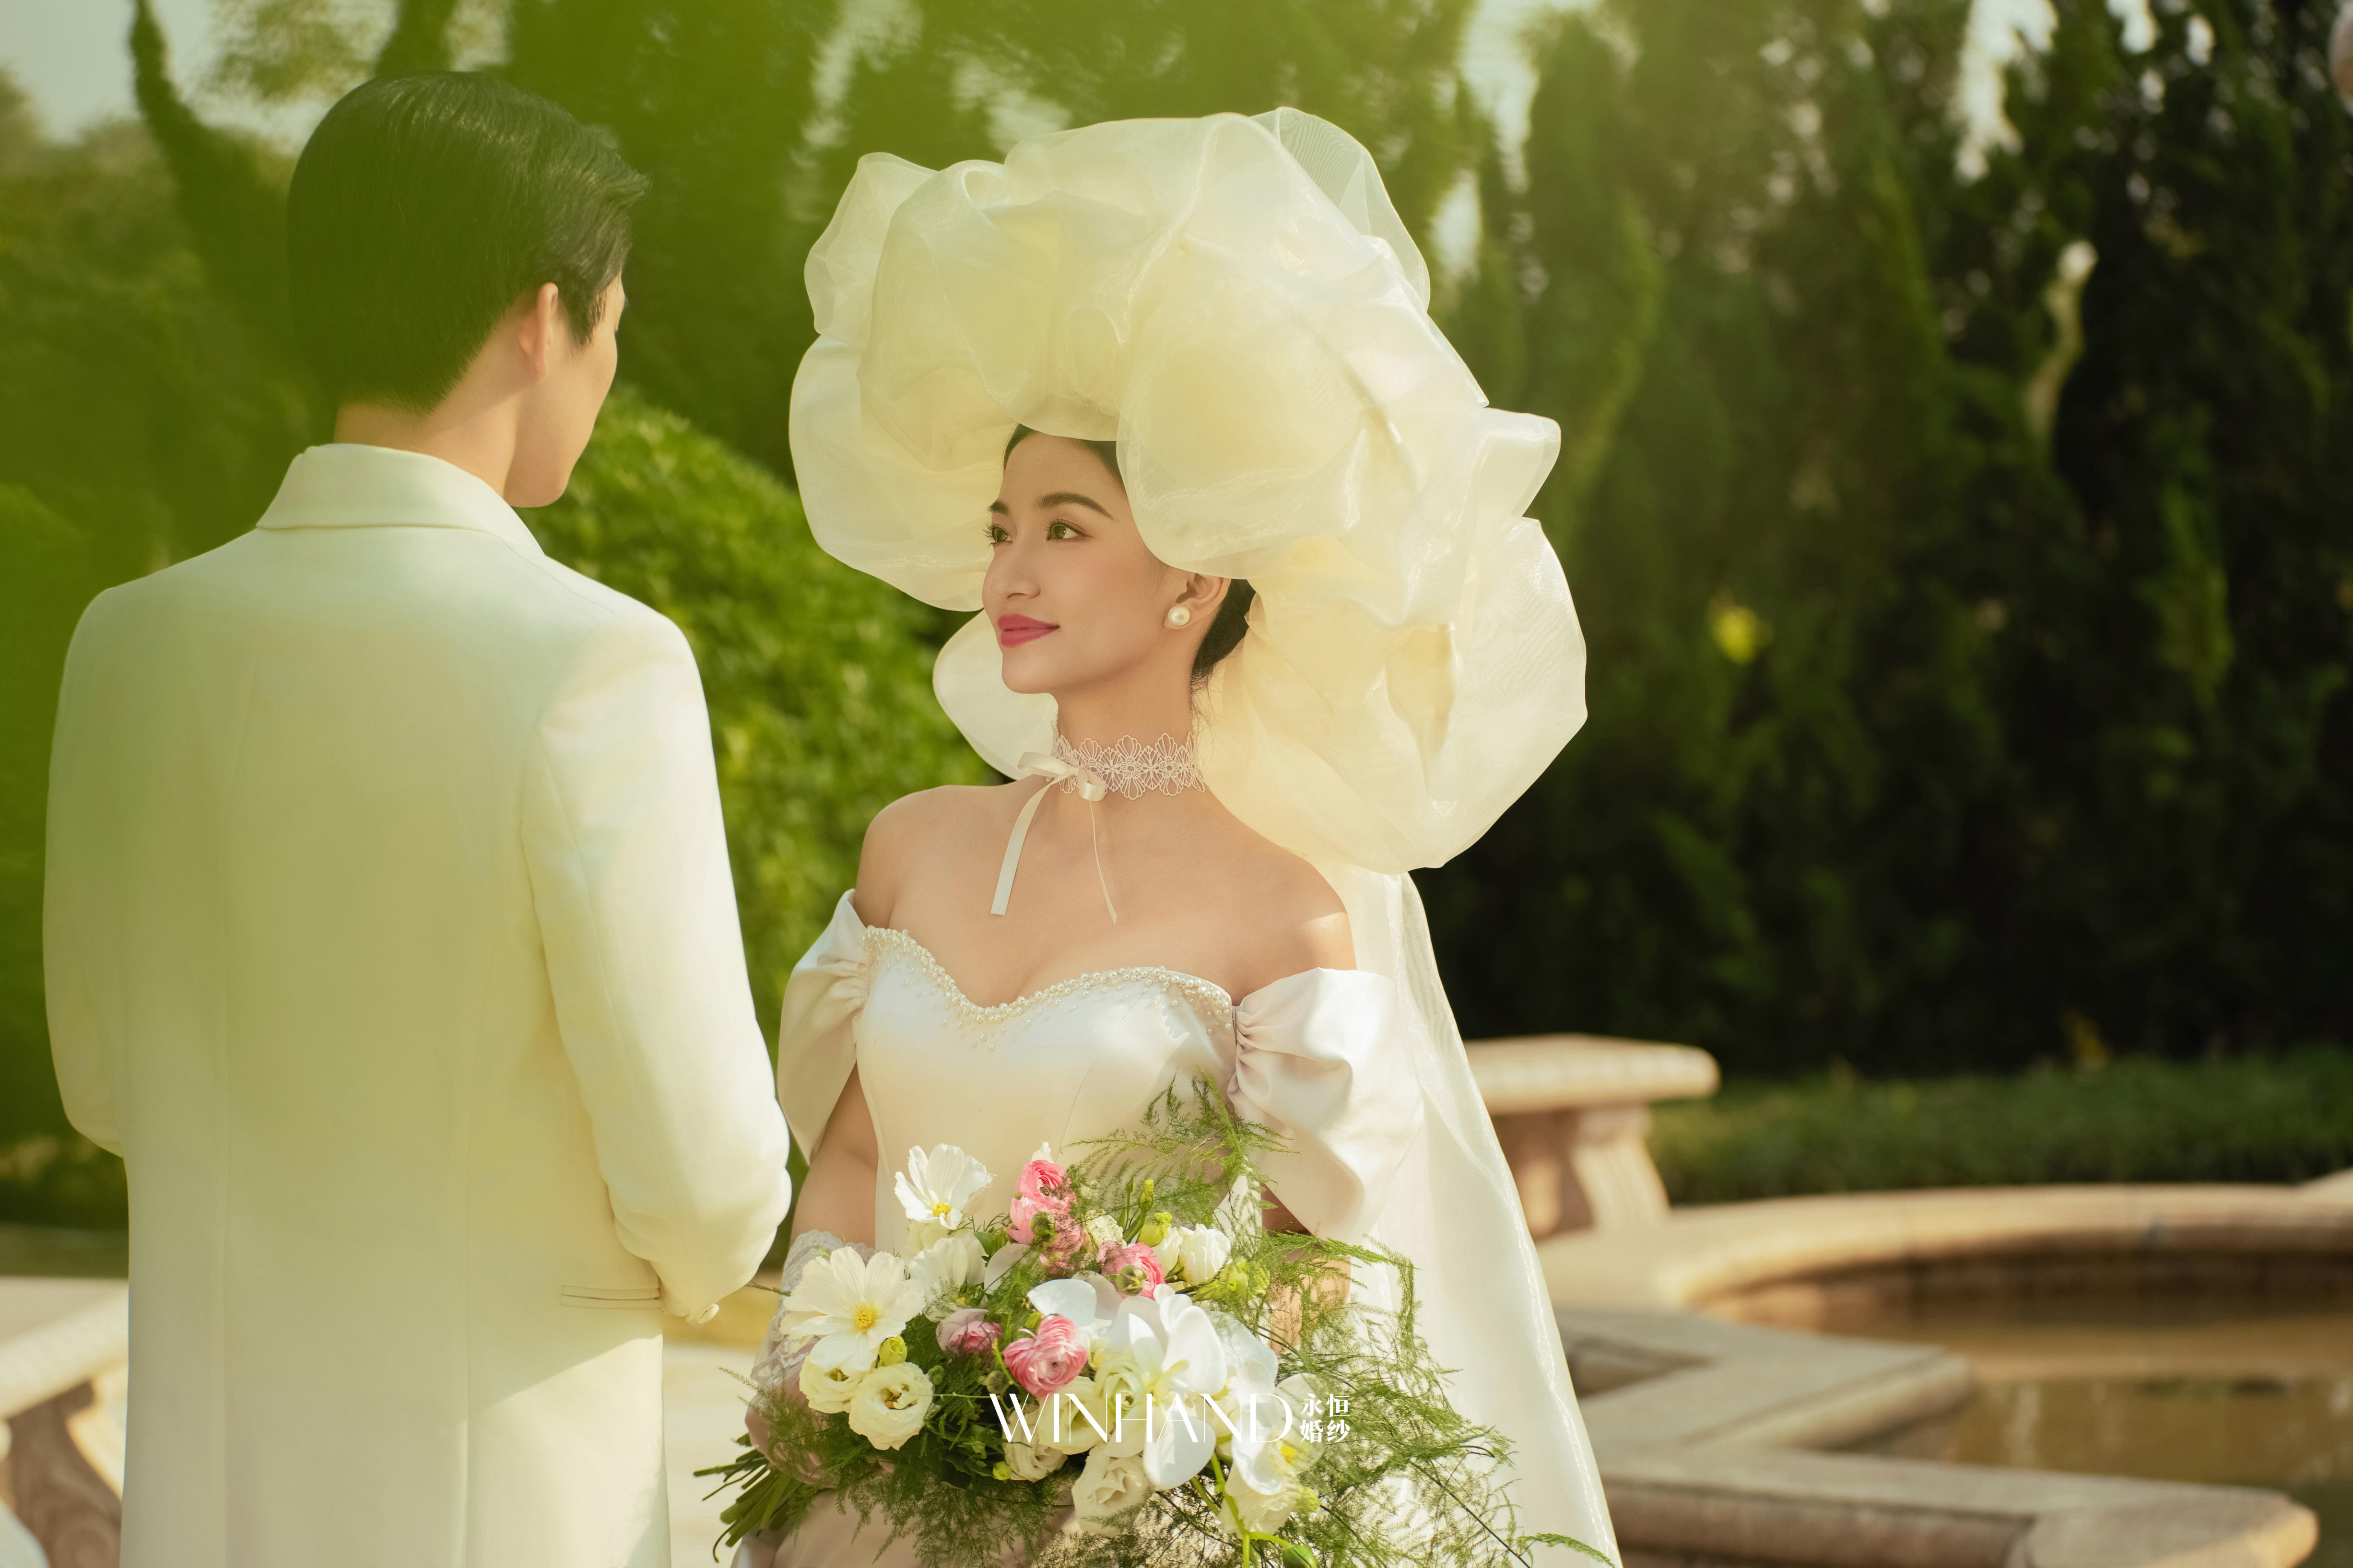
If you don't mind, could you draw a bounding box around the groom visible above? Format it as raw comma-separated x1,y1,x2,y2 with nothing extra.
43,73,790,1568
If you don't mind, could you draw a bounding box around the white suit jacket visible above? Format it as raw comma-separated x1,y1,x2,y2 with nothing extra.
43,444,793,1568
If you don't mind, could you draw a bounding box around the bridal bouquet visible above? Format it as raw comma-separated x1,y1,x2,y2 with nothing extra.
702,1080,1608,1567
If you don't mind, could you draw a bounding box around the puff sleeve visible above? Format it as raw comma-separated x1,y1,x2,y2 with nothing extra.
1227,969,1423,1246
776,890,872,1164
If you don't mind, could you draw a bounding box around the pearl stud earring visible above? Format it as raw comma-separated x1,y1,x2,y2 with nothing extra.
1165,605,1193,628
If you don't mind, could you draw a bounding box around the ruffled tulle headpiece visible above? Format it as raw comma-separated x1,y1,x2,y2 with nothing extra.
788,108,1587,874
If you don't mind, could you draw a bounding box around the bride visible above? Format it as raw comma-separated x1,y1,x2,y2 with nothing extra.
737,110,1615,1566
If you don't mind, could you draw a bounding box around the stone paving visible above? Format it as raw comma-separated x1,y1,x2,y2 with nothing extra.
664,1338,757,1568
661,1280,776,1568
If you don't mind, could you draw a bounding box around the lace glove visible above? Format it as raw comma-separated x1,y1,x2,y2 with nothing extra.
748,1230,874,1474
751,1230,859,1392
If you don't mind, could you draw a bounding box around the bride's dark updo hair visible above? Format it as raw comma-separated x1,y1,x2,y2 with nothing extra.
1003,425,1254,683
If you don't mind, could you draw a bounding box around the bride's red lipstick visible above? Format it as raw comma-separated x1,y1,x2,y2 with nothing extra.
997,613,1057,648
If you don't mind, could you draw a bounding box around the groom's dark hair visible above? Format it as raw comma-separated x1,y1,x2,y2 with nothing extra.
287,72,647,412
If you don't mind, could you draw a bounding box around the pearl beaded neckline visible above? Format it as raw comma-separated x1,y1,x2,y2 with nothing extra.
864,926,1232,1048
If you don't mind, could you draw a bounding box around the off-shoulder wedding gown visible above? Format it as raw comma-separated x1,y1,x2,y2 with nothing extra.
735,889,1422,1567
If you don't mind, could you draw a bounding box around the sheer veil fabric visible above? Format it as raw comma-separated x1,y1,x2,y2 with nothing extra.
788,108,1616,1561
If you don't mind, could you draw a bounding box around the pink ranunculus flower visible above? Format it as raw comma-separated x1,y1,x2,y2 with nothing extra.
1008,1193,1062,1247
1099,1241,1165,1295
1038,1213,1094,1277
936,1306,1000,1357
1016,1154,1072,1210
1003,1314,1089,1399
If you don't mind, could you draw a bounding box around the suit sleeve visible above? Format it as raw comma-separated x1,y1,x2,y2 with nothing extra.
44,598,125,1157
522,609,792,1320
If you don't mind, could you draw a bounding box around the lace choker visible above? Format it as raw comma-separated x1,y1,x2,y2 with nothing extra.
989,732,1203,925
1049,732,1204,799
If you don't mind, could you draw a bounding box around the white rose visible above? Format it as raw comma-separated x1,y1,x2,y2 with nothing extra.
1043,1376,1110,1455
1151,1224,1232,1288
1086,1348,1149,1458
1004,1441,1067,1481
1070,1449,1153,1529
799,1353,868,1414
846,1363,934,1450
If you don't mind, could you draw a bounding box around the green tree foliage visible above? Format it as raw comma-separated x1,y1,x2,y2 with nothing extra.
0,77,319,1142
1423,0,2353,1072
0,35,979,1156
130,0,314,371
504,0,1482,477
504,0,844,471
2000,0,2353,1055
529,387,988,1031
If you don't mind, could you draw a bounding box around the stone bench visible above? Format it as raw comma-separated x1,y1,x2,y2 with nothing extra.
1466,1032,1719,1240
0,1276,127,1568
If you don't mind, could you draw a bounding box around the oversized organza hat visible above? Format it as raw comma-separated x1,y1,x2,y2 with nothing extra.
789,108,1587,873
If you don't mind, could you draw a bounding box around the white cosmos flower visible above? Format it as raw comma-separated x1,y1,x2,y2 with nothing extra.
776,1247,928,1371
894,1144,993,1238
910,1230,985,1305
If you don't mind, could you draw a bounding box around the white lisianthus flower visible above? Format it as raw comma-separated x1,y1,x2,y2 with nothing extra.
1070,1450,1153,1529
1083,1213,1125,1251
894,1144,993,1240
778,1247,928,1370
1151,1224,1232,1289
1226,1473,1306,1535
1004,1440,1067,1481
846,1362,934,1450
799,1352,869,1414
910,1231,985,1306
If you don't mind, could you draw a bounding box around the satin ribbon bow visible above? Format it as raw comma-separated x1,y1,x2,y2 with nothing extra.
990,751,1118,921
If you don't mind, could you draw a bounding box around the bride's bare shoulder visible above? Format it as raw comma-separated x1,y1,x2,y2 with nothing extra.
1205,820,1355,988
854,783,1025,924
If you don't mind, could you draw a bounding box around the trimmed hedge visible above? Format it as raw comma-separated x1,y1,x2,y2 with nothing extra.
1651,1046,2353,1205
527,385,990,1041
